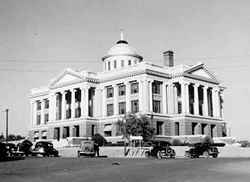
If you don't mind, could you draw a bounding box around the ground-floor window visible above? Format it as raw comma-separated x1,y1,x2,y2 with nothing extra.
54,127,60,140
175,122,180,136
119,102,126,114
131,100,139,113
107,104,114,116
192,123,197,135
63,126,70,138
156,121,164,135
36,114,41,125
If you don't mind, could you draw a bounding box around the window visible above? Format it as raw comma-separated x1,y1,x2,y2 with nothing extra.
121,60,124,67
107,87,114,98
44,113,49,124
131,100,139,113
44,99,49,109
104,131,112,137
156,121,164,135
152,82,161,94
128,60,131,65
119,102,126,114
178,102,182,114
108,61,111,70
37,101,41,111
104,124,112,137
153,100,161,113
73,125,80,137
63,126,70,138
107,104,114,116
36,114,41,125
175,122,180,136
118,85,126,96
114,60,117,68
131,82,139,94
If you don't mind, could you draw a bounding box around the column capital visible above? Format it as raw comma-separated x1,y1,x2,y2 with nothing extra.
193,83,200,88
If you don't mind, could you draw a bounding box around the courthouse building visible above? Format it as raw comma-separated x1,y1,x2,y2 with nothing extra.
29,34,226,141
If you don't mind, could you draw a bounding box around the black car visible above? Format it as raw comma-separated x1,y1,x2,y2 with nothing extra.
145,140,175,159
185,142,225,158
32,141,59,157
0,142,25,161
17,140,33,156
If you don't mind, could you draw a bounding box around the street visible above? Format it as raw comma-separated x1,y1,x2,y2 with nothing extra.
0,157,250,182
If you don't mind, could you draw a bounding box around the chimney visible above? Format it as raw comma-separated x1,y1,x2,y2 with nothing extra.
163,50,174,67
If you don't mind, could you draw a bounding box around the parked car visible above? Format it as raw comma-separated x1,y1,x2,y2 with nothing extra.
185,142,225,158
78,140,95,157
145,140,175,159
32,141,59,157
0,142,25,161
17,139,33,156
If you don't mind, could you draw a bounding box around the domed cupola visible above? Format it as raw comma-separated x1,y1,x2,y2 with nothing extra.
102,31,143,71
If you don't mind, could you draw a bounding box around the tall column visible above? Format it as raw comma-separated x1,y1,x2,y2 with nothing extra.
94,88,101,117
193,84,199,115
212,88,219,118
139,80,144,112
148,80,153,112
125,81,131,113
181,82,189,114
41,99,45,124
71,89,76,118
113,85,118,115
219,90,224,118
167,83,173,114
101,87,106,117
80,86,89,117
173,84,178,114
203,86,208,116
62,91,66,119
84,87,89,117
162,83,167,114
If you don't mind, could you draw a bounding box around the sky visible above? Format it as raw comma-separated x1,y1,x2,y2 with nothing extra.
0,0,250,139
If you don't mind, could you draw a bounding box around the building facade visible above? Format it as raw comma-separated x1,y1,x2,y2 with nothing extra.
29,35,226,141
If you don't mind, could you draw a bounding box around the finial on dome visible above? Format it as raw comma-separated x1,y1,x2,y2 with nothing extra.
120,29,124,40
117,29,128,44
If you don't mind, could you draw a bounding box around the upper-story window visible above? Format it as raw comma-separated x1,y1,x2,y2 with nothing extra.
128,60,131,65
121,60,124,67
152,82,161,94
153,100,161,113
118,85,126,96
108,61,111,70
114,60,117,69
131,82,139,94
44,113,49,124
36,114,41,125
37,101,41,111
107,87,114,98
107,104,114,116
44,99,49,109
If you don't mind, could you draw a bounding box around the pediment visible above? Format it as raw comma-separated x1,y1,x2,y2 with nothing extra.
50,69,83,88
184,64,219,83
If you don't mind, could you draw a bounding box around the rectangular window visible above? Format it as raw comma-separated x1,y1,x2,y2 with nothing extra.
178,102,182,114
37,101,41,111
107,87,114,98
107,104,114,116
118,85,126,96
119,102,126,114
36,114,41,125
131,82,139,94
152,82,161,94
44,99,49,109
114,60,117,68
131,100,139,113
121,60,124,67
175,122,180,136
153,100,161,113
108,61,111,70
156,121,164,135
63,126,70,138
104,131,112,137
128,60,131,65
44,113,49,124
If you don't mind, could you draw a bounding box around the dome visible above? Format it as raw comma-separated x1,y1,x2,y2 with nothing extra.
102,36,143,61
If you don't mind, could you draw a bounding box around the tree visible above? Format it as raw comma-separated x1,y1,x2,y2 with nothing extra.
117,113,155,141
92,133,107,146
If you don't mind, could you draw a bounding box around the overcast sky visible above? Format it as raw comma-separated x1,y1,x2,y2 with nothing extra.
0,0,250,139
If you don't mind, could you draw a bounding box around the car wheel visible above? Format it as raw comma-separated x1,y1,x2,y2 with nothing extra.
212,154,218,158
145,151,150,158
157,151,162,159
203,151,209,158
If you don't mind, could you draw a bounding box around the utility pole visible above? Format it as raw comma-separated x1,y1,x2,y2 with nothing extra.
5,109,9,143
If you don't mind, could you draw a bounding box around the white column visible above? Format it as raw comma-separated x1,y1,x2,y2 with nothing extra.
41,99,45,124
173,84,178,114
148,80,153,112
102,87,106,117
125,81,131,113
62,91,66,119
181,82,189,114
94,88,101,117
212,88,219,118
193,84,199,115
84,87,89,117
139,80,143,112
80,88,84,117
167,83,173,114
203,86,208,116
71,89,76,118
113,85,118,115
162,82,167,114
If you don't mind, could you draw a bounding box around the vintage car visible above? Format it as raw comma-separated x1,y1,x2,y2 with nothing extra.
32,141,59,157
77,140,96,157
17,139,33,156
0,142,25,161
144,140,175,159
185,142,225,158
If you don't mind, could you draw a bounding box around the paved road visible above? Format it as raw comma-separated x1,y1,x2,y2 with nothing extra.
1,158,250,182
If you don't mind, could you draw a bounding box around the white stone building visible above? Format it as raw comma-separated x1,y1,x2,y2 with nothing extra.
29,34,226,141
